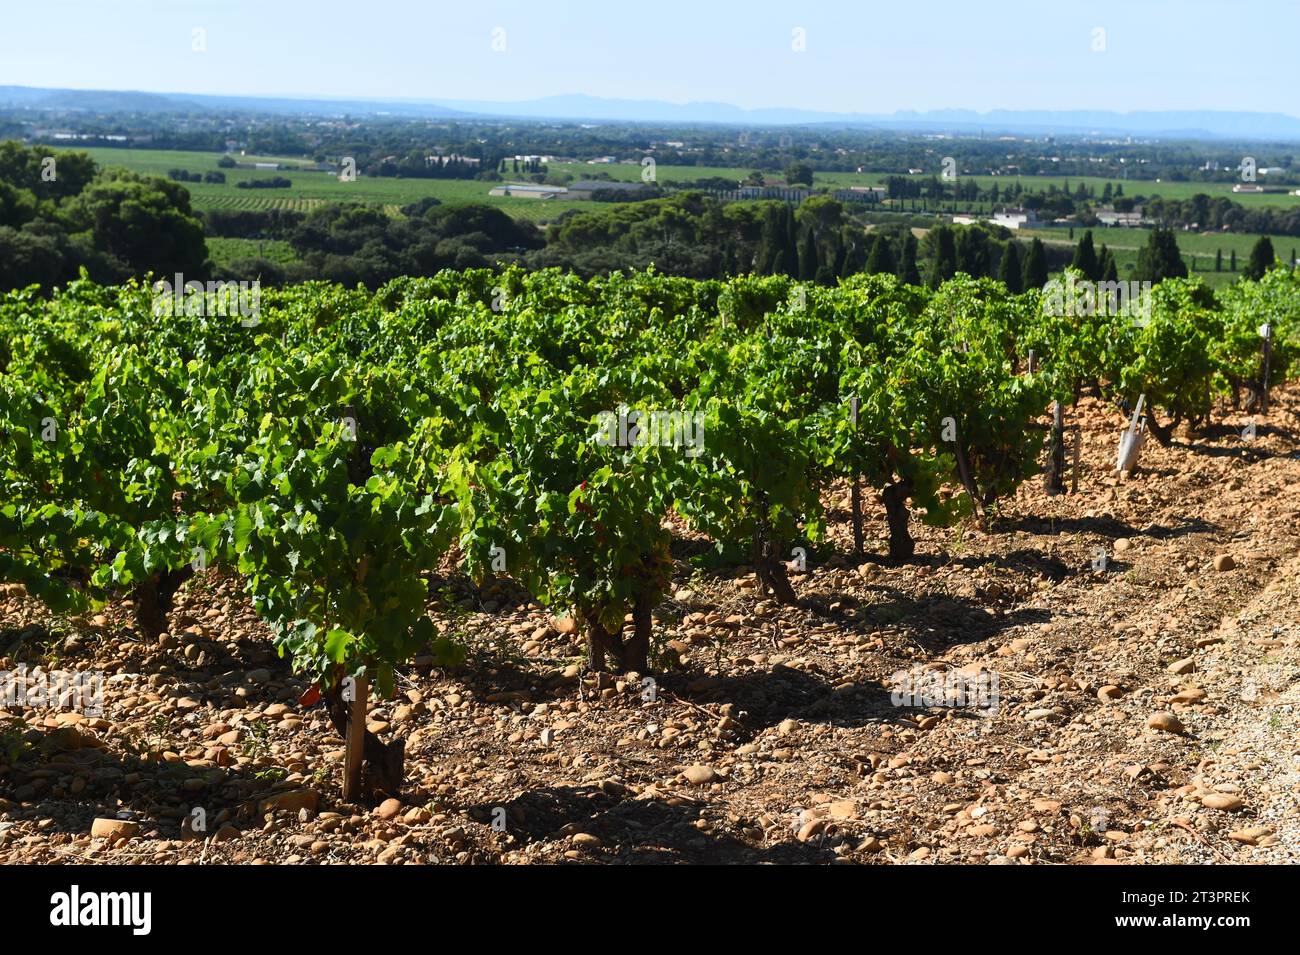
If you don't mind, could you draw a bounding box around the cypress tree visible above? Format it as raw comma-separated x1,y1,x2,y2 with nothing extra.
897,233,921,285
758,206,782,274
832,235,847,277
865,234,895,274
798,227,819,281
1230,249,1237,272
1099,245,1118,283
1215,248,1223,272
1022,237,1049,290
998,242,1023,293
782,205,800,276
1133,228,1188,285
840,236,866,276
1071,230,1100,280
956,227,989,277
928,226,958,288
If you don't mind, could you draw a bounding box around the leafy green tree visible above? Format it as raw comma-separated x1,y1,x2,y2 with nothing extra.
0,224,82,288
797,196,843,235
63,170,207,278
0,142,97,201
784,163,814,187
1244,236,1275,281
0,181,38,229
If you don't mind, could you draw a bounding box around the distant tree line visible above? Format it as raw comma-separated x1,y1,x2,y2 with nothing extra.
370,151,490,180
237,177,292,190
18,106,1296,188
169,168,225,184
1143,194,1300,237
200,207,307,238
214,201,543,286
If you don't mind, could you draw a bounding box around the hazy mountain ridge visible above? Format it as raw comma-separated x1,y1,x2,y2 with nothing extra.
3,85,1299,139
0,86,466,118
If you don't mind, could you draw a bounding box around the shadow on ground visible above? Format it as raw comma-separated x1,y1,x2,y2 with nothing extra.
466,784,840,863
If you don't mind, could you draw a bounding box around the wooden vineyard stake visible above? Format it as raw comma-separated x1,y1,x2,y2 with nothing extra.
1071,426,1082,493
1044,400,1065,495
848,396,863,556
343,673,369,802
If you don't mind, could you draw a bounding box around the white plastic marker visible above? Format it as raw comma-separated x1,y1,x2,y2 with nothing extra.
1116,394,1146,474
1260,323,1273,415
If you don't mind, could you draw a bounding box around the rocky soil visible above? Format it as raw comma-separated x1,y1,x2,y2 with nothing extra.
3,389,1299,865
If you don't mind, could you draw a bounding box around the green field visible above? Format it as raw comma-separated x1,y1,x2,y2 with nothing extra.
551,161,881,190
77,148,1300,281
82,148,1300,229
82,147,590,222
939,172,1300,209
205,237,299,269
553,161,1300,210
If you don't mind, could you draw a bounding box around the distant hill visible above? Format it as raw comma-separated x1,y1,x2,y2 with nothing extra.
4,85,1300,140
435,95,1300,140
0,85,467,119
0,86,190,112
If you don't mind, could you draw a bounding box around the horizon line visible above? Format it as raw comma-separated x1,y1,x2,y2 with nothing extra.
4,83,1300,125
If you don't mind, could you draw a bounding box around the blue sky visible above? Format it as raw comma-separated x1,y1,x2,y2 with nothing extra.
2,0,1296,115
